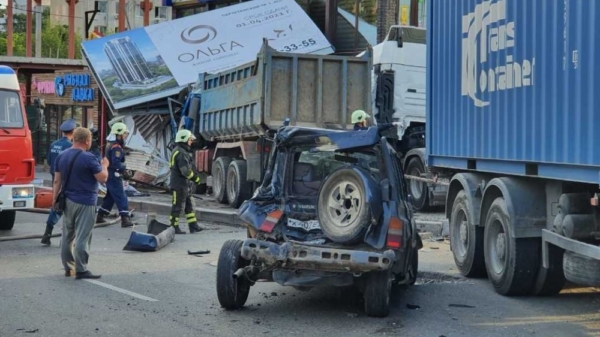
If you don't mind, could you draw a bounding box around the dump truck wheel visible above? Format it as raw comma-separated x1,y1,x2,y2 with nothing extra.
317,168,371,244
226,160,252,209
213,157,232,204
216,240,251,310
363,270,392,318
0,211,16,230
484,197,539,295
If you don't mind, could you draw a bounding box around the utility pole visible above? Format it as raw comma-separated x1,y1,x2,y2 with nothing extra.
141,0,152,26
377,0,397,43
67,0,76,58
6,1,13,56
34,0,42,58
409,0,419,27
26,0,32,57
118,0,126,31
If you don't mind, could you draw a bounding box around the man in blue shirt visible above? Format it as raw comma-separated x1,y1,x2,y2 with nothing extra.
41,119,76,246
53,127,108,279
96,122,133,227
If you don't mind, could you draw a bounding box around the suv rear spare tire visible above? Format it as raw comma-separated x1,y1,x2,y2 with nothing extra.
317,168,371,244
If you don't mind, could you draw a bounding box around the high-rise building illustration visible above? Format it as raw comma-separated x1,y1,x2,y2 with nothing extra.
104,37,154,85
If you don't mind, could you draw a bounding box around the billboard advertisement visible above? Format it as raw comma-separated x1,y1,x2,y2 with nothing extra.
82,0,334,111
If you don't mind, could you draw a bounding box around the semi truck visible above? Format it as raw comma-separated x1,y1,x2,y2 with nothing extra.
189,41,373,208
0,66,36,230
427,0,600,295
368,25,447,212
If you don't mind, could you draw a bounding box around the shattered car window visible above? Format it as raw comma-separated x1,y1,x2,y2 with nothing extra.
291,149,380,196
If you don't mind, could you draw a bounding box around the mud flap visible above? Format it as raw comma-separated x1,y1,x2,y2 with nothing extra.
123,219,175,252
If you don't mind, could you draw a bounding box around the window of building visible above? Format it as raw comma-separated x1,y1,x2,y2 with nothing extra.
94,26,107,35
156,6,168,19
96,0,108,13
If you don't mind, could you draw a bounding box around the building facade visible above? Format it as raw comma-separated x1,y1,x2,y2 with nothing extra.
49,0,172,38
29,69,100,164
104,37,154,84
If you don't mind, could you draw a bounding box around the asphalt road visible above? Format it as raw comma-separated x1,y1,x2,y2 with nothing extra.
1,212,599,337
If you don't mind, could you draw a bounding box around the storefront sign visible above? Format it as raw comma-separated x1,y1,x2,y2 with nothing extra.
55,74,95,102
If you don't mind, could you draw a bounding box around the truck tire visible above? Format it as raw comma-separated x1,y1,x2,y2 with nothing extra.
317,168,371,244
363,270,392,317
405,156,431,211
0,211,16,230
226,160,252,209
212,157,232,204
450,190,486,277
483,197,540,295
563,251,600,287
216,240,251,310
532,244,565,296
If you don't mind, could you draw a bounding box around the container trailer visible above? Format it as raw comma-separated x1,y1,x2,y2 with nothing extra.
427,0,600,295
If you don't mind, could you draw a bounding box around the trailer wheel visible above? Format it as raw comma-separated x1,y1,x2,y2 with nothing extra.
363,270,392,317
216,240,251,310
0,211,16,230
212,157,232,204
226,160,252,209
317,168,371,244
532,244,565,296
450,190,486,277
563,251,600,287
405,157,430,212
483,197,539,295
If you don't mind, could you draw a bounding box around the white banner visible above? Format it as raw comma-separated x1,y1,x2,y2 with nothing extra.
145,0,333,85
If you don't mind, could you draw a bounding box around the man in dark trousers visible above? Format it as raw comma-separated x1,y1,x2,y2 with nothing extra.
96,122,133,227
169,129,203,235
41,119,76,246
53,127,109,279
351,109,399,132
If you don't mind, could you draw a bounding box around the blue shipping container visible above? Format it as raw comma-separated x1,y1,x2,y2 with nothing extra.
426,0,600,185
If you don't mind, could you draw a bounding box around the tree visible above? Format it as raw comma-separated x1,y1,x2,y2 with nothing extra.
0,7,82,58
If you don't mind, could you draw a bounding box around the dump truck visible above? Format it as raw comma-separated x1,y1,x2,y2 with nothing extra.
428,0,600,295
189,41,373,208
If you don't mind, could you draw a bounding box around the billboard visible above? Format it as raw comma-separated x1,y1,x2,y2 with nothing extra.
81,0,334,111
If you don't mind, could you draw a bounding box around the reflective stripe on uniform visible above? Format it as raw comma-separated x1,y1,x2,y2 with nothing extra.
186,171,194,179
170,150,180,167
172,191,176,205
185,212,197,223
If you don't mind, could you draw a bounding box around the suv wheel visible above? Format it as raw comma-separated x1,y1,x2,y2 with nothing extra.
363,270,392,317
216,240,251,310
317,168,371,244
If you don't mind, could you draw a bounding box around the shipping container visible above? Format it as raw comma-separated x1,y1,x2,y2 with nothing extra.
198,43,372,141
427,0,600,297
427,0,600,184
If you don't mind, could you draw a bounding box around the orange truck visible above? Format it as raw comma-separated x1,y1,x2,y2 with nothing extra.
0,66,35,230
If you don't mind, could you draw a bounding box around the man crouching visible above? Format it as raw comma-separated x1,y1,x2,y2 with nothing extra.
169,130,203,234
53,127,109,279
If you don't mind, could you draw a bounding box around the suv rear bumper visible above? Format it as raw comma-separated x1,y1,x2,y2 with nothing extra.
240,239,396,273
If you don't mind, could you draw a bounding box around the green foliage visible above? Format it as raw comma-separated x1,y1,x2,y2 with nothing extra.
0,7,82,58
338,0,378,24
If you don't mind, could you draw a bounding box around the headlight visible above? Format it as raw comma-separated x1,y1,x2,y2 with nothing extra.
12,187,34,199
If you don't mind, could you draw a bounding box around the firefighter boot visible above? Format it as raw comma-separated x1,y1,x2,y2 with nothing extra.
121,215,133,228
189,222,203,234
173,226,187,235
96,210,108,224
40,226,53,246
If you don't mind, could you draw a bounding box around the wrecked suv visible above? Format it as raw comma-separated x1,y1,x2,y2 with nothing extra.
216,126,422,317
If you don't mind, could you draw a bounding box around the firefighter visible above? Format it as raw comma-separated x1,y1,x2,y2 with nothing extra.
351,109,399,132
96,122,133,227
40,119,76,246
169,129,203,235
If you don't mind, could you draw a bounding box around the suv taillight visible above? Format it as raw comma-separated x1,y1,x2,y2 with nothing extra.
386,217,403,249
